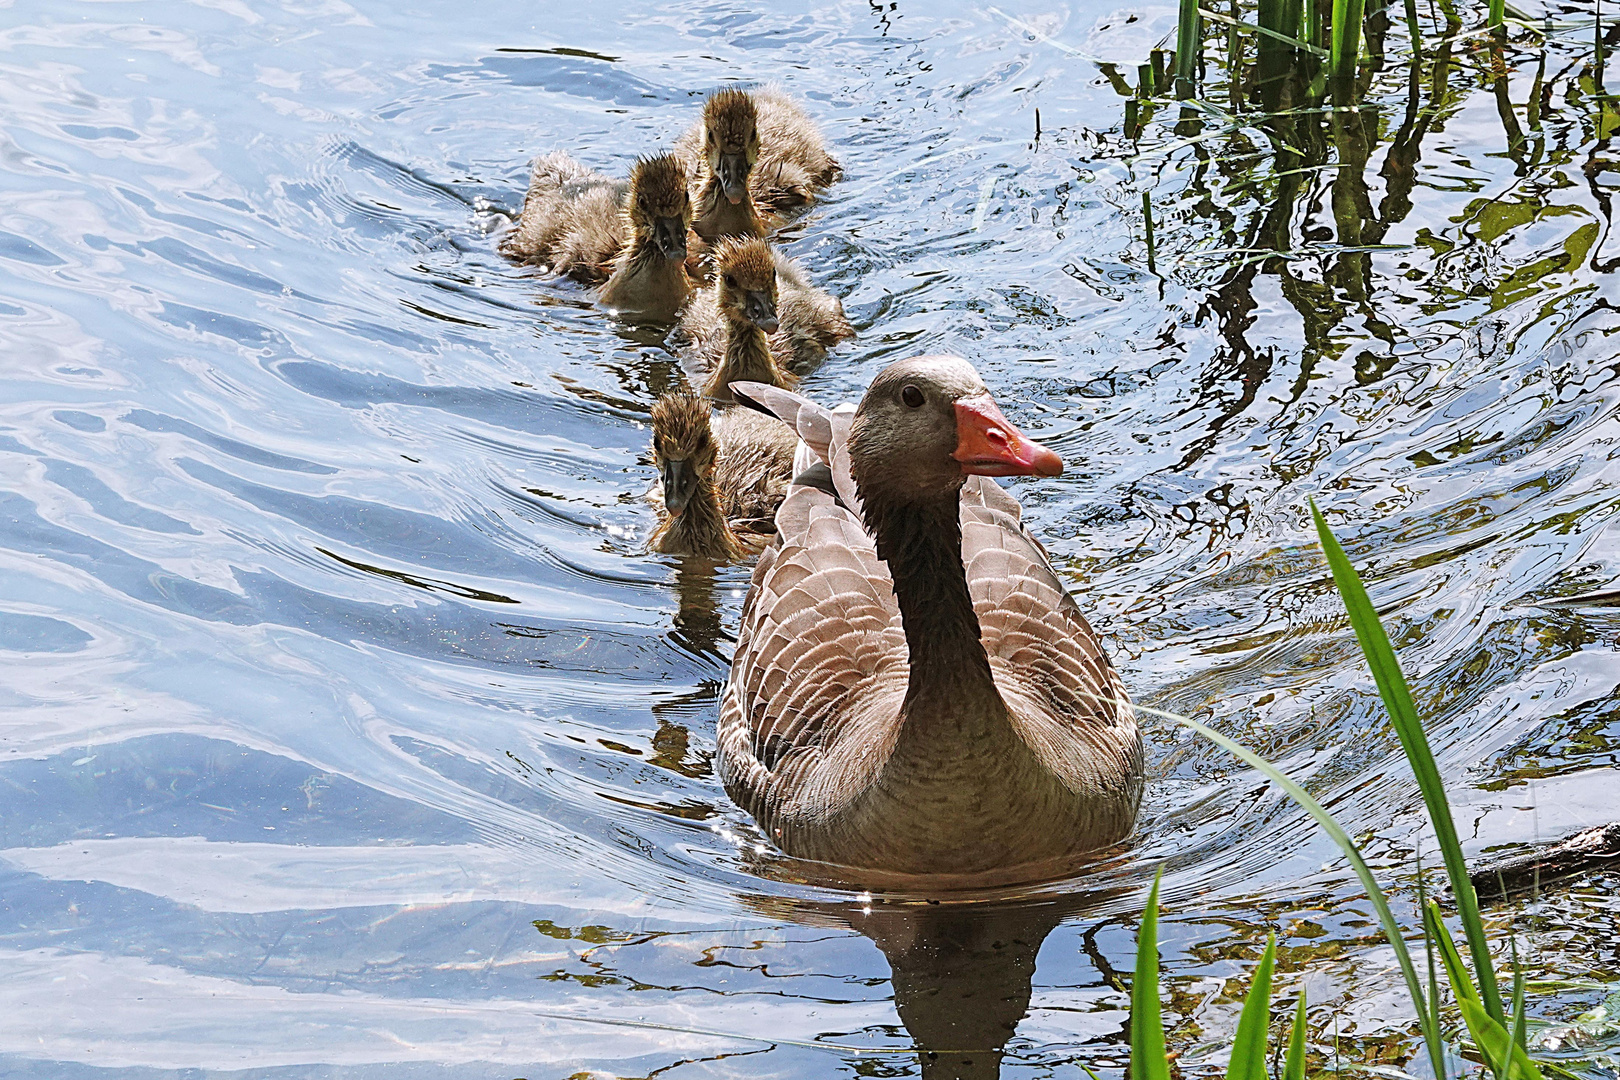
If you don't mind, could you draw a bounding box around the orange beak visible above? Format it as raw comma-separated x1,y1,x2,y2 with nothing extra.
951,396,1063,478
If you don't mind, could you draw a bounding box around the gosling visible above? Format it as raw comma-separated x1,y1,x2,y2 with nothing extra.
678,236,853,404
648,387,796,560
502,152,694,324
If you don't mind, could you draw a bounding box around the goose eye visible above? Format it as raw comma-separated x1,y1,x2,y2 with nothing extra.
901,385,925,409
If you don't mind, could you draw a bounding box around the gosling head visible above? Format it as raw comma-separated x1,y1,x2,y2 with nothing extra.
702,88,761,206
713,236,779,334
627,154,692,262
650,388,716,517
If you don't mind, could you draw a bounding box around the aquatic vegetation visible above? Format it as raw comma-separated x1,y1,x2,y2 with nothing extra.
1134,873,1307,1080
1129,509,1613,1079
1100,0,1620,389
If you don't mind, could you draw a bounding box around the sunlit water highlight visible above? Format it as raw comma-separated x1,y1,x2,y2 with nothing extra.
0,1,1616,1077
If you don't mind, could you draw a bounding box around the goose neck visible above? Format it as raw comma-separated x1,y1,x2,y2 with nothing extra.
865,492,999,709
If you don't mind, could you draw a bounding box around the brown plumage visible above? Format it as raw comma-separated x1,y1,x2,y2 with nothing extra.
501,152,694,323
717,357,1143,876
679,237,853,404
674,85,841,230
684,88,767,242
648,388,797,560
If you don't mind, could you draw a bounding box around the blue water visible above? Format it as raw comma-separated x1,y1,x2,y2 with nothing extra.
1,1,1617,1076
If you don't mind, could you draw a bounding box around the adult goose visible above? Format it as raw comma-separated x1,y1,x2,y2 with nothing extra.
718,357,1142,875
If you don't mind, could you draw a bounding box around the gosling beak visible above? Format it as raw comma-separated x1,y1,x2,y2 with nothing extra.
661,457,695,516
718,151,750,205
744,290,779,333
951,395,1063,478
653,216,688,261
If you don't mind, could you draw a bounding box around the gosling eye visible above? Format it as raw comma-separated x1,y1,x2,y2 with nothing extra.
901,385,925,409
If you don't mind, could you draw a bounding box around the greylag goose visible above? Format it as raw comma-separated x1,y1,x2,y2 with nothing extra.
501,152,693,323
648,387,796,559
678,236,853,403
718,356,1142,875
675,86,841,228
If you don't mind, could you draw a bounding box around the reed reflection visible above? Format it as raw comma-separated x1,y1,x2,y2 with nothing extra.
1091,0,1610,486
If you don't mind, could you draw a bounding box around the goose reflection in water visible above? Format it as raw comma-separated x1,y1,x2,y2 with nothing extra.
743,870,1131,1079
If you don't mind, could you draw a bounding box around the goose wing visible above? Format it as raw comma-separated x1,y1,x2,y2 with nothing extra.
717,387,904,825
960,477,1140,794
730,381,860,512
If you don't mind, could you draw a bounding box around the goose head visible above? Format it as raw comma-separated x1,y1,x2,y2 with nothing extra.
650,388,716,517
627,154,692,262
849,356,1062,506
713,237,779,333
702,87,761,205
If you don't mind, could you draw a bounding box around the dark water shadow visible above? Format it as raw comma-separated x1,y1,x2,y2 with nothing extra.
749,880,1131,1078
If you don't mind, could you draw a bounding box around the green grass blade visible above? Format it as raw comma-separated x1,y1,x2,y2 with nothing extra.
1403,0,1423,57
1428,900,1479,1005
1142,191,1157,273
1430,902,1546,1080
1284,993,1309,1080
1283,0,1304,41
1310,500,1504,1023
1258,0,1284,46
1419,854,1445,1067
1227,932,1278,1080
1200,5,1330,55
1141,704,1447,1080
1462,992,1545,1080
1131,870,1171,1080
1510,939,1528,1054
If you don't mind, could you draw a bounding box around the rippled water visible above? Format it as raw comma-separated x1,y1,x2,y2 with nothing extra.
2,1,1617,1077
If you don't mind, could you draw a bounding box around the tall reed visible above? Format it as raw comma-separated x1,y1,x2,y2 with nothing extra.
1310,501,1504,1023
1330,0,1366,79
1175,0,1202,97
1123,503,1557,1080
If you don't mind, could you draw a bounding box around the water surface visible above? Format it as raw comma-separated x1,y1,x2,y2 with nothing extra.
1,1,1617,1077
